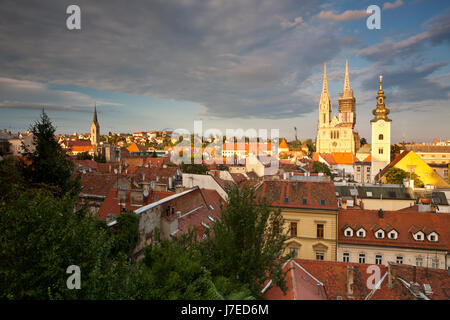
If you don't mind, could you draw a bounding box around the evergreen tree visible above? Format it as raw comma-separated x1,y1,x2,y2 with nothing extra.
20,110,80,196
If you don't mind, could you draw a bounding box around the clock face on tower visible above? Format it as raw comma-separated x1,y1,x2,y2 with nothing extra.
378,97,384,105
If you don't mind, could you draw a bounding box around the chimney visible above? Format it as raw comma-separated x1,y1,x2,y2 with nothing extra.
130,189,144,205
346,266,354,298
378,209,384,218
176,210,181,218
388,262,398,288
410,282,421,297
118,189,128,204
169,176,173,189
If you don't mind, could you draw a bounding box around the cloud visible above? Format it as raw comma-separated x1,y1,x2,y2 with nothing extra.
0,0,335,120
361,62,450,106
280,16,306,29
357,13,450,63
383,0,404,10
317,9,368,22
0,77,121,112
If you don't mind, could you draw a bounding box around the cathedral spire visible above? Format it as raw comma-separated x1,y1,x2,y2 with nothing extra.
344,59,350,91
93,103,98,125
322,63,328,94
320,63,331,103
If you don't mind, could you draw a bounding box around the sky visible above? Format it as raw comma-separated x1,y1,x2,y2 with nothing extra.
0,0,449,142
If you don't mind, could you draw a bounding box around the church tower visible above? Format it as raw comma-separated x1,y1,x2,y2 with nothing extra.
338,60,356,128
371,75,391,182
90,104,100,147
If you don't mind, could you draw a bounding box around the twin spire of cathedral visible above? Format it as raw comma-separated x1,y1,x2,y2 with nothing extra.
320,60,353,100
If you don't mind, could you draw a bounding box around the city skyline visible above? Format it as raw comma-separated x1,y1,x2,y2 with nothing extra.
0,0,449,142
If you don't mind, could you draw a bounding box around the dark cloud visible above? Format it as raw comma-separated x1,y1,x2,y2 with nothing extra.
361,62,450,106
0,0,341,120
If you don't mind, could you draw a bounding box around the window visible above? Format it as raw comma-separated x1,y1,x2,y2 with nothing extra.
345,228,353,237
378,134,384,140
416,257,423,267
316,251,324,260
343,252,350,262
377,231,383,238
428,233,438,242
359,253,366,264
290,248,298,258
357,166,361,172
388,231,397,240
302,198,308,205
375,255,383,265
378,148,383,154
357,229,366,238
431,258,439,269
284,197,289,203
367,167,371,172
317,224,324,239
290,222,297,237
320,199,326,206
415,232,424,241
396,256,403,264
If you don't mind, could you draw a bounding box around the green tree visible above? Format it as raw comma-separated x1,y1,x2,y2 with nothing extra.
20,110,80,197
0,188,133,299
109,211,140,258
201,185,289,297
76,151,93,160
360,137,368,146
94,153,106,163
313,161,331,176
385,167,424,188
181,162,209,174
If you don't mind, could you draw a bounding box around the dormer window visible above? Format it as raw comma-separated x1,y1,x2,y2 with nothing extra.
344,227,353,237
375,229,385,239
357,228,366,238
388,230,398,240
427,232,438,242
414,231,425,241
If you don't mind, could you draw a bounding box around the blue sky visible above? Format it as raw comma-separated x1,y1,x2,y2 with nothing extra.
0,0,448,142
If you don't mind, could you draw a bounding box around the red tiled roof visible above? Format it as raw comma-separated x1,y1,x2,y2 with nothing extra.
257,180,338,210
97,188,175,220
67,140,92,147
266,259,449,300
338,209,450,251
319,153,337,165
263,260,327,300
80,173,116,197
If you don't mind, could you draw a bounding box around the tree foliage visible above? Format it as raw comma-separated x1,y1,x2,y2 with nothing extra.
76,151,93,160
385,167,424,188
201,185,289,297
20,110,80,197
313,161,331,176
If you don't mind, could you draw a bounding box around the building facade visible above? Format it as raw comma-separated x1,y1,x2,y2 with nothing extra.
256,181,339,262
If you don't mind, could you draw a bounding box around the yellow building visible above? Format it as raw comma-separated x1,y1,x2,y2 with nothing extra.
376,150,450,188
256,181,339,261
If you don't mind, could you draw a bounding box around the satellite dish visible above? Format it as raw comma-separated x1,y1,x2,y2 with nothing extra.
143,189,149,197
